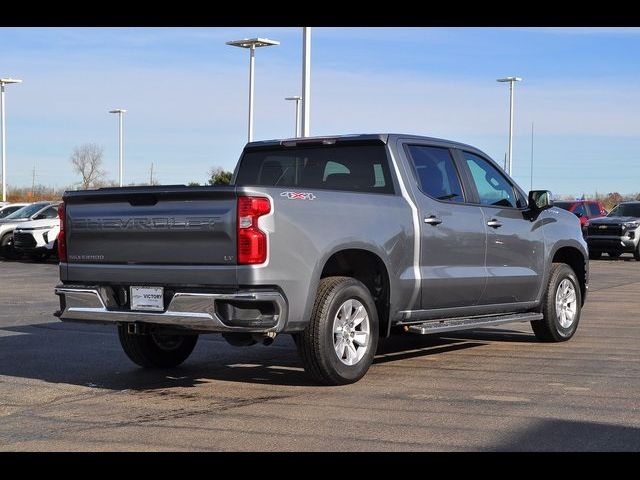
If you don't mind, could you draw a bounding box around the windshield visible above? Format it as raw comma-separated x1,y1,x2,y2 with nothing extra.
608,204,640,218
4,203,49,220
0,205,24,218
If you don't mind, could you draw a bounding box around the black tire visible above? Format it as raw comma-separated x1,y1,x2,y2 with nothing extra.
588,250,602,260
117,325,198,368
608,252,621,258
0,233,16,259
294,276,379,385
531,263,582,342
635,243,640,261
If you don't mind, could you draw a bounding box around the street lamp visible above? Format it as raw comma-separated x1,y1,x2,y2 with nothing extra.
497,76,522,176
1,78,22,202
301,27,311,137
285,96,302,137
109,109,126,187
226,37,280,143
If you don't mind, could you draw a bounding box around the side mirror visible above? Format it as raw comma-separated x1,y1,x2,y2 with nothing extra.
574,211,583,218
528,190,554,212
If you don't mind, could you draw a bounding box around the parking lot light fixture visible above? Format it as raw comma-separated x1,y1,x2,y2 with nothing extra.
1,78,22,202
285,96,302,137
226,38,280,143
497,76,522,176
109,109,127,187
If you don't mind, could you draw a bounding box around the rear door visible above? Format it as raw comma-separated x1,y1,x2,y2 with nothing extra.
403,144,488,310
459,150,545,305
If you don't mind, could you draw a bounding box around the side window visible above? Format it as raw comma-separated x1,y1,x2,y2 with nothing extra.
373,164,385,187
573,204,587,217
514,188,528,209
323,161,350,180
587,203,601,217
406,145,465,202
36,207,59,219
463,152,518,208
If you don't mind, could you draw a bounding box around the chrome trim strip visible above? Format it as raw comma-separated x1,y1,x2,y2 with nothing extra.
388,144,421,309
55,287,288,333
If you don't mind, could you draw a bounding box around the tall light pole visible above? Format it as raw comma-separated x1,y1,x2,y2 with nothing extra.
497,76,522,176
285,96,302,137
226,38,280,143
301,27,311,137
1,78,22,202
109,109,126,187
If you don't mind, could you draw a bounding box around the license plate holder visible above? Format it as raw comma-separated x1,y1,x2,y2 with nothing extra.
130,286,165,312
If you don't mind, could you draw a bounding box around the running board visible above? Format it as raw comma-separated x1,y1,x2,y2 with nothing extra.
407,312,543,335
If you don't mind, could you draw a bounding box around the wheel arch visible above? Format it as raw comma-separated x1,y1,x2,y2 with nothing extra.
318,246,393,338
550,244,588,305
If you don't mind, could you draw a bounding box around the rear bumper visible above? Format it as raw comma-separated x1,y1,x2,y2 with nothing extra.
54,285,288,333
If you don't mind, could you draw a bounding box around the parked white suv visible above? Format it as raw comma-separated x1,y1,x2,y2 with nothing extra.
13,209,61,260
0,202,58,259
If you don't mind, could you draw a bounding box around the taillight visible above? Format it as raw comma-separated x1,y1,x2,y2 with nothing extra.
237,196,271,264
57,203,67,262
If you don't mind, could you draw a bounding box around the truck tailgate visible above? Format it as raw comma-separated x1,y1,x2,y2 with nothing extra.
64,186,237,267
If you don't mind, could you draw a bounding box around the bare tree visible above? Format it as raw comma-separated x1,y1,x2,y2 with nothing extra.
70,143,107,189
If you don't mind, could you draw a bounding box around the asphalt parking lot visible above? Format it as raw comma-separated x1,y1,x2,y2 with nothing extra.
1,257,639,451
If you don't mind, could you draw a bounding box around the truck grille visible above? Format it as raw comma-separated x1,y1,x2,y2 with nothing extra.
588,224,623,236
13,232,37,248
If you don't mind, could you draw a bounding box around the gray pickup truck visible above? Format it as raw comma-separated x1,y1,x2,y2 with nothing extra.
55,134,588,385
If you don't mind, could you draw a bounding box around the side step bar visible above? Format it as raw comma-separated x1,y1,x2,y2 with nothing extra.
407,312,543,335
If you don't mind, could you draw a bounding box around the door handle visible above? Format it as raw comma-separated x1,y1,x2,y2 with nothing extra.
424,216,442,226
487,219,503,229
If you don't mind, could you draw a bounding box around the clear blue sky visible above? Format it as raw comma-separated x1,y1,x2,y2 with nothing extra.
1,27,639,196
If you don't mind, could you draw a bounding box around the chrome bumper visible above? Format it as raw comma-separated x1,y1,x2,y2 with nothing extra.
54,286,288,333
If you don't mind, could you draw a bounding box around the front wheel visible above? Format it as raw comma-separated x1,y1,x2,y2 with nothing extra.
0,233,17,259
531,263,582,342
295,276,379,385
117,325,198,368
635,243,640,261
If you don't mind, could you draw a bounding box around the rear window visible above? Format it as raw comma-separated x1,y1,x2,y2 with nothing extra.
235,145,394,194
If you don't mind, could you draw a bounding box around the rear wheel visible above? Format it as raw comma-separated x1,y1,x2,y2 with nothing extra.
635,243,640,261
295,276,378,385
588,250,601,260
531,263,582,342
117,325,198,368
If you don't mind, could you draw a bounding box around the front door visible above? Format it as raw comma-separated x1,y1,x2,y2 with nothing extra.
461,151,545,305
404,144,488,310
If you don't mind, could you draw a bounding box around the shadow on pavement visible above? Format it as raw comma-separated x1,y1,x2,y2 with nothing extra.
0,321,529,390
488,418,640,451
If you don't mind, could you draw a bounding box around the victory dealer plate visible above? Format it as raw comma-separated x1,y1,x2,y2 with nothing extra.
130,286,164,311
